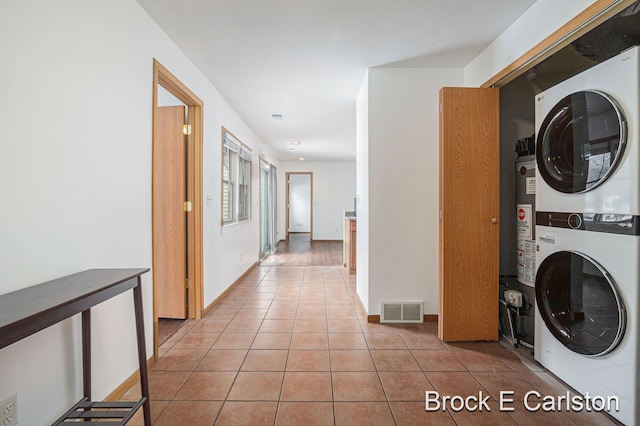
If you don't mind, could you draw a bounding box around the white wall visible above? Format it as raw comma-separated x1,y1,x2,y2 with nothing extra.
288,174,311,233
278,162,356,241
356,72,370,309
157,85,185,106
354,1,598,318
207,124,277,305
360,68,464,315
0,1,275,424
464,0,597,86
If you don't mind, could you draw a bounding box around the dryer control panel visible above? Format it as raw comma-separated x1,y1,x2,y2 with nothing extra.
536,211,640,235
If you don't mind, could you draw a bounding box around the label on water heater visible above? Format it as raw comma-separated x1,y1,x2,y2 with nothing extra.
517,204,535,286
526,177,536,195
516,160,535,172
517,204,532,239
517,239,536,286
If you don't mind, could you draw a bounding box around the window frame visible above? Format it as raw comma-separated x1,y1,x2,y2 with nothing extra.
238,155,251,220
221,127,252,226
222,145,237,223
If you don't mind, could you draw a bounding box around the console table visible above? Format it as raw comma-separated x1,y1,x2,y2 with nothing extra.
0,268,151,425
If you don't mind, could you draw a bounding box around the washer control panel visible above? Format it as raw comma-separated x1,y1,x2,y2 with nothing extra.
536,211,640,235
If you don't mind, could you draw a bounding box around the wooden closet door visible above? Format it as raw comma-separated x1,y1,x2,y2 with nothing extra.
154,105,188,319
438,87,500,341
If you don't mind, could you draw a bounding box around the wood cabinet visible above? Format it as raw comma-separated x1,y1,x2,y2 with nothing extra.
438,87,500,342
345,218,357,274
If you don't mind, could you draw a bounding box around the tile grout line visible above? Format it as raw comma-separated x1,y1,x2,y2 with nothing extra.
211,264,273,424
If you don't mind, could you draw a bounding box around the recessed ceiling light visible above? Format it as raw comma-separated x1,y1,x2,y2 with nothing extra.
291,140,301,145
298,157,305,161
271,114,284,120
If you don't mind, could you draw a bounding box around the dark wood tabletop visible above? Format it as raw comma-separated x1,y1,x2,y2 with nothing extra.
0,268,150,350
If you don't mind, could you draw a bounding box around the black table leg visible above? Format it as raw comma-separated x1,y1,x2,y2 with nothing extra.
81,310,91,422
133,277,151,425
82,310,91,399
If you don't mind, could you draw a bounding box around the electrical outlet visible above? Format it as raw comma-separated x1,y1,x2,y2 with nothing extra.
1,393,17,426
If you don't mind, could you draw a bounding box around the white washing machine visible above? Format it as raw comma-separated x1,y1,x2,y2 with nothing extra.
535,46,640,214
536,218,639,425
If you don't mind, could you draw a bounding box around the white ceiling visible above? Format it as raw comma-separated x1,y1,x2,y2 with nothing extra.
137,0,537,162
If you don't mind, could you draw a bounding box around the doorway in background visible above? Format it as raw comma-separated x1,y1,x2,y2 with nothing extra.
285,172,313,242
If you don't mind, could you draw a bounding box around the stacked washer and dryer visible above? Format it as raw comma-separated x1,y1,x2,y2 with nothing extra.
535,46,640,425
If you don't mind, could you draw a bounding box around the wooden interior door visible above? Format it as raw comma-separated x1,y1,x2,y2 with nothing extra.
154,105,187,319
438,87,500,341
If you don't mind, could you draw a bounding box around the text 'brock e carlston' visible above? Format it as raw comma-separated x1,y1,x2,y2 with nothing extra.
425,391,619,413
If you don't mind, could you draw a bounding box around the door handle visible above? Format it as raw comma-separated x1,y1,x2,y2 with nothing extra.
491,218,498,224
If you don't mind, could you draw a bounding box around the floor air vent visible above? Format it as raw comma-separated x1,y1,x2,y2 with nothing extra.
380,302,423,323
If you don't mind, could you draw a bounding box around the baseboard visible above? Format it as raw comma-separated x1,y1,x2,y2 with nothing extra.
424,314,438,323
367,314,438,323
104,356,156,402
311,239,343,243
202,261,259,316
355,292,368,319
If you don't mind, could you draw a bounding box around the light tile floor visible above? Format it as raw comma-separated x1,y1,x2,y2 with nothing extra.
123,265,621,425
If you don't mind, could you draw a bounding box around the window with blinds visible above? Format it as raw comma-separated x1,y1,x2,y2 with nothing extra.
222,127,252,225
222,147,237,222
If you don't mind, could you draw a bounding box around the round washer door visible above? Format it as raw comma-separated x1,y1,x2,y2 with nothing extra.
535,250,626,356
536,90,626,193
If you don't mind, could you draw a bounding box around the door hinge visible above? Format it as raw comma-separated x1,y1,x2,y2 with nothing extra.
184,201,192,212
184,278,192,289
183,124,192,135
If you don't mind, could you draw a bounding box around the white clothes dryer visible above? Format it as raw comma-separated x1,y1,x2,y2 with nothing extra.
535,46,640,214
535,215,640,425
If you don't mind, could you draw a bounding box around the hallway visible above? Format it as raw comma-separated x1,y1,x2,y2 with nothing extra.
124,243,619,425
260,234,343,266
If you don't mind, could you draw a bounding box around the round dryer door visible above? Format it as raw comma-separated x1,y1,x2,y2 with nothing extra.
536,90,626,193
535,251,626,356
